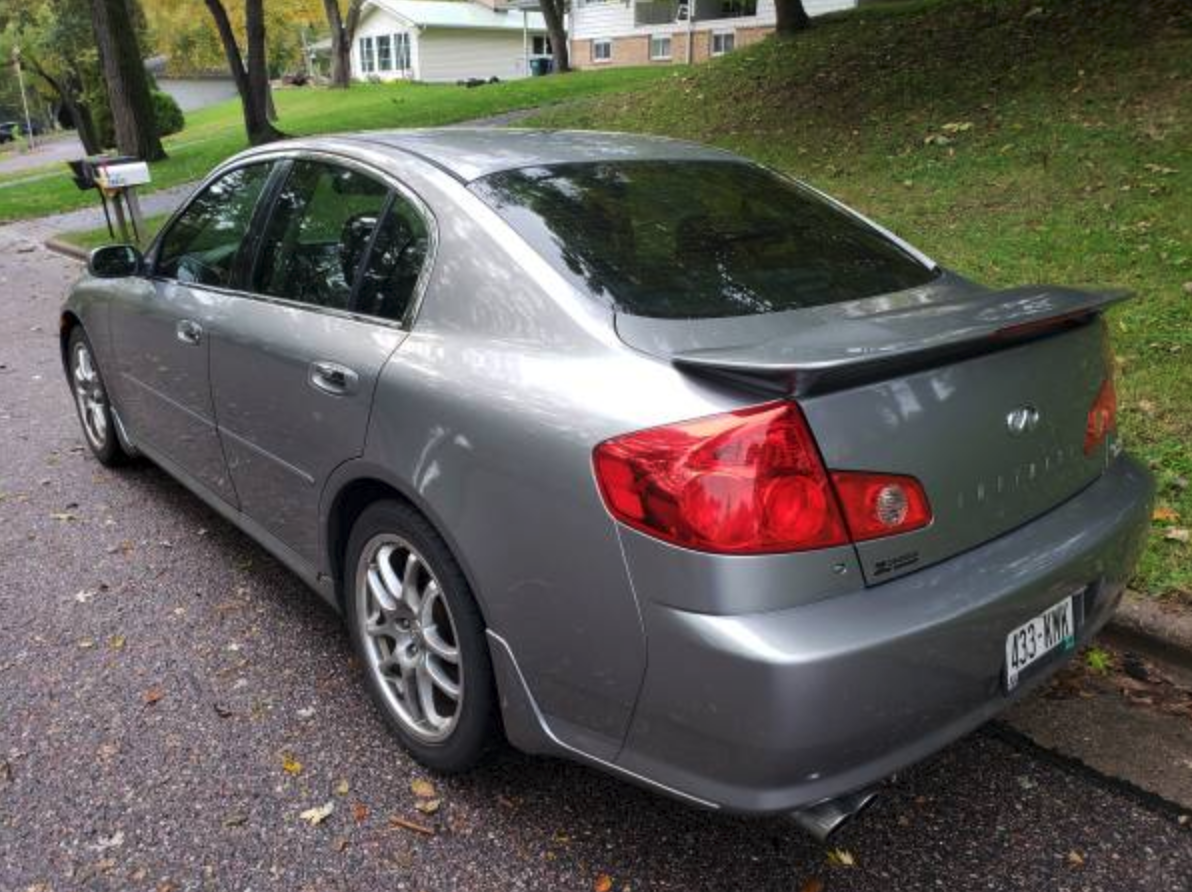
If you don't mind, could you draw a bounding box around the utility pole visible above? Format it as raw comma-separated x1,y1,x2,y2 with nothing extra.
13,47,37,151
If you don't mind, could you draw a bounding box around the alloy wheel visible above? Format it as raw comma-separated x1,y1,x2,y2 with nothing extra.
72,340,109,451
356,534,463,743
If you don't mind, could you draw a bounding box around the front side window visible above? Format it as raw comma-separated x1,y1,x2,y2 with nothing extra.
155,163,273,287
360,36,375,73
650,35,672,60
253,161,389,311
377,34,393,71
712,31,735,55
592,39,612,61
471,161,937,320
354,194,431,323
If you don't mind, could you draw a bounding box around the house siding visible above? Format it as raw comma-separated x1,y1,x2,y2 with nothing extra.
351,3,547,82
417,29,539,82
571,0,856,68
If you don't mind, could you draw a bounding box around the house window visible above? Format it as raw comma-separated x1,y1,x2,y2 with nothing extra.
359,36,375,74
592,39,612,62
395,33,412,70
711,31,735,56
720,0,757,15
649,35,672,61
376,34,393,71
532,35,552,56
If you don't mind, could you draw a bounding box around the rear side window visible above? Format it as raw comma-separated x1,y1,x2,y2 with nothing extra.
156,163,273,287
253,161,389,311
470,161,937,319
354,195,430,323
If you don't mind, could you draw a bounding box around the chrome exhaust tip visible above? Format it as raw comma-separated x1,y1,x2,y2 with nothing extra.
790,788,879,842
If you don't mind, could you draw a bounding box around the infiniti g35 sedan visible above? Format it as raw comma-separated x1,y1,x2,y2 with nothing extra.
62,129,1153,838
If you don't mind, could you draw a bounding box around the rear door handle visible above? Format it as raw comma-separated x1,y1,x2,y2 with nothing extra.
309,360,359,396
175,319,203,346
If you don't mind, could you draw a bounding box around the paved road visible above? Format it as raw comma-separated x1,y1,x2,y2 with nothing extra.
1,240,1190,891
0,133,86,177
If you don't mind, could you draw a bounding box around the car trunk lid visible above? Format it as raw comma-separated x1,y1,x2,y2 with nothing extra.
616,278,1127,584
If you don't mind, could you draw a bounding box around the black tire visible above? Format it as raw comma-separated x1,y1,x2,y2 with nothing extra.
67,326,130,468
344,499,501,773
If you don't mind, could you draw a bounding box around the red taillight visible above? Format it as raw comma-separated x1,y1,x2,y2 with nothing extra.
593,401,932,554
1084,375,1117,455
593,401,849,554
830,471,932,541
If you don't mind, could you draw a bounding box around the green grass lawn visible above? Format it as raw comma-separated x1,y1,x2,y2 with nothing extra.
0,67,669,223
527,0,1191,597
56,212,168,253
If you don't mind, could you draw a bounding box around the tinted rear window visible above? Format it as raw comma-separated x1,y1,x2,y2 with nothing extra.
470,161,937,319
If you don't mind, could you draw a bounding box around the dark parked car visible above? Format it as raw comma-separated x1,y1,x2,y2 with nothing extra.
61,129,1153,838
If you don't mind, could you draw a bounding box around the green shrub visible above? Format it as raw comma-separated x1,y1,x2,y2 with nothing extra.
151,91,185,137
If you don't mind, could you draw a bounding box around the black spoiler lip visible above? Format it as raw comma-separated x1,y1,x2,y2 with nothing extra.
663,285,1131,396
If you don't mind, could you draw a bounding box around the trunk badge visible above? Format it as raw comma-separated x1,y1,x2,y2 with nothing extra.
1006,405,1041,436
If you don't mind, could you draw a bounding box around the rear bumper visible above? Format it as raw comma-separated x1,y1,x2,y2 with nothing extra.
614,455,1153,814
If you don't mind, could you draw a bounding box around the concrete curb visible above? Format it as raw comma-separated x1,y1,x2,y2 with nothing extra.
44,237,88,262
1104,592,1192,670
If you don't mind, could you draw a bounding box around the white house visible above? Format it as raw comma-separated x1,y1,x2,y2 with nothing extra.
352,0,553,83
570,0,856,68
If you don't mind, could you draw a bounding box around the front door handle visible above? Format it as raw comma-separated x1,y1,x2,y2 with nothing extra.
309,360,359,396
175,319,203,346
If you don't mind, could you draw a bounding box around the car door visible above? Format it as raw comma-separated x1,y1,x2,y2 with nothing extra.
112,161,276,503
207,157,432,567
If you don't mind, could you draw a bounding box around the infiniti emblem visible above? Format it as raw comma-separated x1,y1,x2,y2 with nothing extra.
1006,405,1041,436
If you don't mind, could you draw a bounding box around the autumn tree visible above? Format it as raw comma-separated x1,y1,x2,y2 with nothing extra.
539,0,569,73
91,0,166,160
775,0,812,35
203,0,284,145
0,0,105,153
322,0,363,88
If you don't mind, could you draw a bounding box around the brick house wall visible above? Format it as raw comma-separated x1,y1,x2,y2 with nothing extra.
572,26,774,69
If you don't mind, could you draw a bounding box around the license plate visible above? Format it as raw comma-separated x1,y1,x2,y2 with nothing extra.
1005,595,1076,691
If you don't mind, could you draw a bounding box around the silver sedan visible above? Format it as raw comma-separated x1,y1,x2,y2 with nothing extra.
62,129,1152,838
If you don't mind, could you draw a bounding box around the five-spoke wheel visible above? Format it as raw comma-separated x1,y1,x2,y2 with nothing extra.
67,327,129,467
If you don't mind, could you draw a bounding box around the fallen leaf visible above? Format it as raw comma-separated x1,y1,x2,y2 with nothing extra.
49,512,76,522
282,754,303,776
1153,506,1180,523
299,802,334,826
1068,850,1086,867
223,813,248,828
414,798,441,815
108,635,125,651
388,815,434,836
91,830,124,851
1164,528,1190,543
799,879,826,892
334,779,350,796
352,802,369,824
826,848,856,867
332,836,349,852
143,686,165,705
594,874,613,892
410,778,436,798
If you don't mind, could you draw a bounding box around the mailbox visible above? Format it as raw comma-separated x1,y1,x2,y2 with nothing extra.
95,160,151,190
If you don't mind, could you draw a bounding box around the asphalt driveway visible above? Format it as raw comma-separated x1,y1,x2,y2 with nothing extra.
1,236,1190,891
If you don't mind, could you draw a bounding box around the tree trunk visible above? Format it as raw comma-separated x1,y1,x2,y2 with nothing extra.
775,0,812,36
91,0,166,160
203,0,284,146
324,0,364,88
25,57,104,155
539,0,570,73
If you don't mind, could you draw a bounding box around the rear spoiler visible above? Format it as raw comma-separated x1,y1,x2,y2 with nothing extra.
667,285,1131,396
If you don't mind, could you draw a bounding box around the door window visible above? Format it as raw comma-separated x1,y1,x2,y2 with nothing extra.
155,163,273,288
354,194,431,323
253,161,390,312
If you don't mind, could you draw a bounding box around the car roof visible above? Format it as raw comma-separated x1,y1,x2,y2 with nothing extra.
330,128,741,182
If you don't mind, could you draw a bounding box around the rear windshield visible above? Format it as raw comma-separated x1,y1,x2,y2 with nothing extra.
470,161,938,319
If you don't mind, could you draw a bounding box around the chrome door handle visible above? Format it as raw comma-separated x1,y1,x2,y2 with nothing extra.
175,319,203,346
309,360,359,395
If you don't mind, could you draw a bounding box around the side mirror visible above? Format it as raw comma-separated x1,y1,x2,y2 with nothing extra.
88,244,143,279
